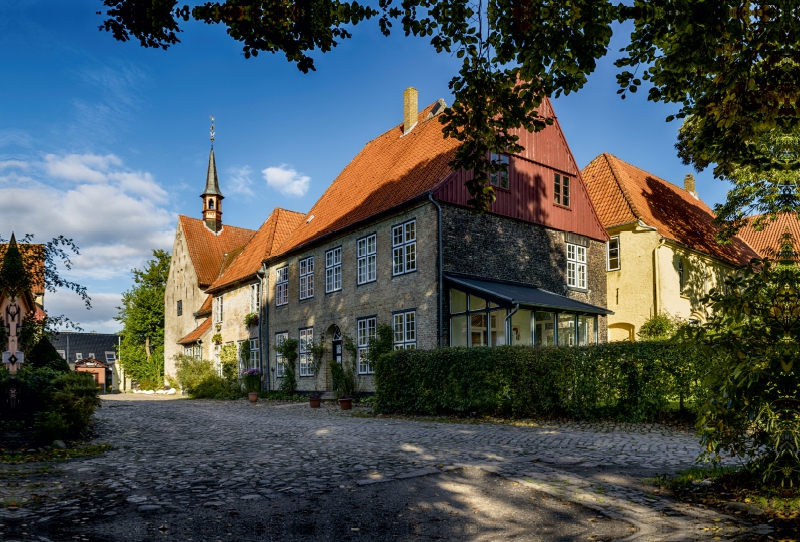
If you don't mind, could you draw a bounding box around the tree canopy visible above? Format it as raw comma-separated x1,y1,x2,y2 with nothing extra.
98,1,800,212
116,249,171,387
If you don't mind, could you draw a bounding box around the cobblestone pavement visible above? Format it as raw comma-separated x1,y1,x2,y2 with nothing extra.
1,396,774,541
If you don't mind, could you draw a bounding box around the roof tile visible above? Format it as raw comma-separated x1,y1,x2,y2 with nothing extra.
178,318,211,345
737,213,800,258
178,216,256,287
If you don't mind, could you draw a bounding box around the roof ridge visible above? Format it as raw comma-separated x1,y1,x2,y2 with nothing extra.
603,153,642,222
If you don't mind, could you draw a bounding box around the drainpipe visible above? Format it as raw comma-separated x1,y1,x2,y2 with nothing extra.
258,263,269,392
428,193,444,347
504,303,520,345
653,238,665,316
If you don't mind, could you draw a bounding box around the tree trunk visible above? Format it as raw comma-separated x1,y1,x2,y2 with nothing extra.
145,336,151,360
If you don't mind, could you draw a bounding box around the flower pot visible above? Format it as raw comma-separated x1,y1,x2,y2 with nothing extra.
338,398,352,410
309,397,321,408
248,392,259,404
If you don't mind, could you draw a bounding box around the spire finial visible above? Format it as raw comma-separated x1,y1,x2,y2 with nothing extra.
209,116,215,147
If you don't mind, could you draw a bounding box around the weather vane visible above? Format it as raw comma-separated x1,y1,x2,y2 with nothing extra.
209,116,215,145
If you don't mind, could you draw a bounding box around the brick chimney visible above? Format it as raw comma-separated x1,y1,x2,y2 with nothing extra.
403,87,418,134
684,173,698,199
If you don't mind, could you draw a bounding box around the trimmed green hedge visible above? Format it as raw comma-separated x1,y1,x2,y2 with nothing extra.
374,342,705,421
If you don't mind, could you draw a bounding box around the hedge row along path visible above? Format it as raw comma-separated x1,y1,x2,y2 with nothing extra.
3,395,773,541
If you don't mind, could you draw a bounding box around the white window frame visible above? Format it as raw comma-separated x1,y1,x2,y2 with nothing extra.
566,243,587,289
392,220,417,276
249,282,261,312
357,234,377,284
275,332,288,377
193,345,201,360
275,266,289,306
214,344,221,376
607,236,620,271
57,349,66,359
393,311,417,350
357,317,377,374
299,328,314,377
89,353,95,359
105,351,116,364
249,338,260,370
75,353,83,360
299,257,314,300
214,296,224,323
325,247,342,293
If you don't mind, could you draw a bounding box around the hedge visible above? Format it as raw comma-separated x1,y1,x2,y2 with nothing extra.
374,342,705,421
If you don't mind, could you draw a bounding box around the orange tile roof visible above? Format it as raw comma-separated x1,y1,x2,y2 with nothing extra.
0,243,45,294
196,294,213,316
737,213,800,258
178,318,211,345
207,208,305,293
583,153,759,266
272,101,459,257
178,216,256,287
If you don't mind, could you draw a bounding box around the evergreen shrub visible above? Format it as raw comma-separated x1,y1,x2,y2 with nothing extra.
374,342,704,421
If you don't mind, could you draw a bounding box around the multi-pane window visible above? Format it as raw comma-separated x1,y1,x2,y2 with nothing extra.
299,257,314,300
490,153,510,189
214,296,223,323
357,234,377,284
193,345,201,360
249,338,260,369
357,317,377,374
275,332,288,377
607,237,620,271
393,311,416,349
275,266,289,306
214,344,221,376
299,328,314,376
249,283,260,312
392,220,417,275
325,247,342,293
177,299,182,316
554,173,570,207
566,243,587,289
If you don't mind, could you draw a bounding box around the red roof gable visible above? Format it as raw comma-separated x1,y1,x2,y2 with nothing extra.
737,213,800,258
178,216,256,287
583,153,758,266
178,318,211,345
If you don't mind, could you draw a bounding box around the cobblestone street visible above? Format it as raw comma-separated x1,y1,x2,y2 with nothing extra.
1,395,773,541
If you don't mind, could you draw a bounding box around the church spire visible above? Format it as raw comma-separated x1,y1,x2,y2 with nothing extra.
201,116,224,232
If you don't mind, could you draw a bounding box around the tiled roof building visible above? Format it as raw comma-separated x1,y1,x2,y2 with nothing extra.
737,213,800,258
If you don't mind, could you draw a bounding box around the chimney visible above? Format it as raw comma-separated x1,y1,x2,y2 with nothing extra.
403,87,418,134
684,173,698,198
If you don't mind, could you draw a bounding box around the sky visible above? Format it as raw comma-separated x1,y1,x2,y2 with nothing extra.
0,0,731,333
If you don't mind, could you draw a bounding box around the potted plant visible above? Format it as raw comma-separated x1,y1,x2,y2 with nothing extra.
331,334,363,410
338,395,353,410
211,333,222,345
242,368,262,403
308,391,322,408
243,312,259,328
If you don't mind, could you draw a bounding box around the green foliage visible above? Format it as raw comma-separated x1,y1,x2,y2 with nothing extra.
218,343,239,381
116,249,170,385
174,354,216,392
374,343,704,422
188,375,241,399
25,336,70,373
275,338,298,397
42,372,102,438
211,333,222,344
243,312,259,327
684,257,800,487
638,312,682,342
239,340,250,367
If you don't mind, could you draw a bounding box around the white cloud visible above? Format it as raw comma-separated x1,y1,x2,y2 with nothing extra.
0,160,28,170
227,165,254,196
262,164,310,197
44,153,121,183
47,290,122,334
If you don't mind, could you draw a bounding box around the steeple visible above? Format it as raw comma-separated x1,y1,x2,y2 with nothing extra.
201,116,224,232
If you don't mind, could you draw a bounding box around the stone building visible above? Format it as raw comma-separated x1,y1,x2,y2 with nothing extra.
582,153,759,341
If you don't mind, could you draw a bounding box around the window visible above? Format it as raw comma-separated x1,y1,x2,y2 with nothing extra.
214,296,223,323
75,353,83,360
299,328,314,376
393,311,416,349
89,353,95,359
607,237,620,271
577,315,597,345
214,344,221,375
554,173,570,207
194,345,201,360
275,332,288,377
357,234,377,284
325,247,342,293
249,338,260,370
490,153,510,189
679,259,686,294
534,312,555,346
448,289,506,347
392,220,417,275
249,283,260,312
105,352,116,364
357,317,377,374
276,266,289,306
184,346,193,357
299,257,314,300
177,299,183,316
566,243,587,289
557,313,575,346
57,349,66,359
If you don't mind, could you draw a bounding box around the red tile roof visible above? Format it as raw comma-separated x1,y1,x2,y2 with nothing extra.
272,101,459,257
196,294,213,316
737,213,800,258
208,208,305,293
583,153,758,266
178,216,256,287
178,318,211,345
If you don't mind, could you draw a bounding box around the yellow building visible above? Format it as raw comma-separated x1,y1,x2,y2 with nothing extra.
583,154,758,342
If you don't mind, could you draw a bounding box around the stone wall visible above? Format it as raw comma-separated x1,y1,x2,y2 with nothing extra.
212,282,260,372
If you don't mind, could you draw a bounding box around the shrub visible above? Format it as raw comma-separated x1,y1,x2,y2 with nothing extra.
275,338,298,398
174,355,216,392
638,312,683,341
374,342,704,421
219,344,239,381
40,372,101,439
188,375,241,399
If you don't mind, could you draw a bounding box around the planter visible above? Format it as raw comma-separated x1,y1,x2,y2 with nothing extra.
309,397,321,408
248,392,259,404
338,398,352,410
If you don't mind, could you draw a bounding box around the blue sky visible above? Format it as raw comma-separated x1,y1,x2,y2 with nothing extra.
1,0,730,332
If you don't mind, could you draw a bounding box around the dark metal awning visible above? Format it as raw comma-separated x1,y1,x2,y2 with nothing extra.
444,274,614,315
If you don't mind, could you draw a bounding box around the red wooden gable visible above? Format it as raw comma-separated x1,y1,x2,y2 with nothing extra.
433,98,609,242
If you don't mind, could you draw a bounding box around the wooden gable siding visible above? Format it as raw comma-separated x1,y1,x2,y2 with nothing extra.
433,103,608,242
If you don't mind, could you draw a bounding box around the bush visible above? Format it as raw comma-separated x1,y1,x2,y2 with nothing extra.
188,375,241,399
639,312,683,341
275,338,298,398
374,342,704,421
174,355,216,391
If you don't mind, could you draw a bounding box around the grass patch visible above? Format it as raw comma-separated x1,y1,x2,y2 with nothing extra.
1,444,112,464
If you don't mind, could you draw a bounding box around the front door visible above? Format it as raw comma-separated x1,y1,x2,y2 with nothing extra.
332,326,343,364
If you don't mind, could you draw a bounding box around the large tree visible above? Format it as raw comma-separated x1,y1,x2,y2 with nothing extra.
98,1,800,212
116,249,170,387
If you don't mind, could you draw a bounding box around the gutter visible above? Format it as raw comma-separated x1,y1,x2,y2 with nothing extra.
428,193,444,347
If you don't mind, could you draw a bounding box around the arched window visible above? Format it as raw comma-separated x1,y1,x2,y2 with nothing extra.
678,259,685,294
209,199,215,210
